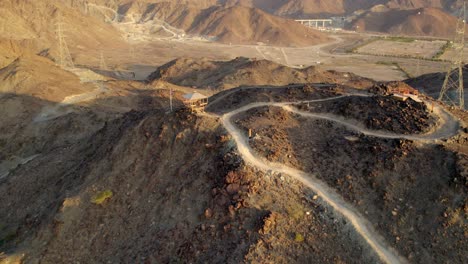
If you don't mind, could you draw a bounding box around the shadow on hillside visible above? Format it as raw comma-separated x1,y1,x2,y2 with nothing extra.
0,90,262,262
0,89,184,159
285,117,463,263
90,64,159,81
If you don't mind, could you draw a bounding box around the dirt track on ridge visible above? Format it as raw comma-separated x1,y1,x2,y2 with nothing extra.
220,94,461,264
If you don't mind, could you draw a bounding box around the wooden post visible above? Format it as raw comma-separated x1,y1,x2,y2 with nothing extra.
170,88,173,112
248,129,252,138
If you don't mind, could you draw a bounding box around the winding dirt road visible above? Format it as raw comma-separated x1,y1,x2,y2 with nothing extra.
220,95,460,264
283,102,460,142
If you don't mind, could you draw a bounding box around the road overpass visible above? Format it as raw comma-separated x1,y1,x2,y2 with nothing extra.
296,19,333,28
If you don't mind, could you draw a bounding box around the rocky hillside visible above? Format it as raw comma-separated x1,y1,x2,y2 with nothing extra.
348,7,466,38
0,0,127,67
405,64,468,107
222,0,385,17
0,93,388,263
65,0,462,18
385,0,460,12
113,1,328,46
147,57,373,90
3,82,466,263
188,5,327,46
221,0,460,17
3,0,460,48
0,55,90,102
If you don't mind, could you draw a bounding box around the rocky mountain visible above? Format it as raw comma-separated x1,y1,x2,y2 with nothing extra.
109,1,329,46
186,5,328,46
221,0,385,17
147,56,372,90
385,0,460,12
348,7,466,38
223,0,461,17
0,0,127,67
0,55,91,102
2,0,460,52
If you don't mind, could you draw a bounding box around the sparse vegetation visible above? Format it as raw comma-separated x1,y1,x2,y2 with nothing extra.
294,233,305,242
0,224,17,247
286,202,305,221
91,190,113,205
349,37,379,53
355,38,450,62
393,63,412,79
445,208,465,227
0,232,16,247
383,36,415,43
376,61,396,66
433,41,451,60
375,61,411,78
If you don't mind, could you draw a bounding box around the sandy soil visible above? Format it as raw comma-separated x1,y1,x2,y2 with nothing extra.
356,39,447,59
71,33,450,83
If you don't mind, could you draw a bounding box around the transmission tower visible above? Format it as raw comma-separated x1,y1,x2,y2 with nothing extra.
56,13,75,69
100,51,108,70
438,0,466,109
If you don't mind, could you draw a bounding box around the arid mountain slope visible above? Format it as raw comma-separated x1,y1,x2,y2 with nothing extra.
385,0,459,12
66,0,462,18
225,0,460,16
0,54,172,182
0,92,392,263
187,5,328,46
0,55,91,102
405,64,468,100
349,7,466,38
117,2,328,46
0,39,42,69
0,55,97,154
79,0,464,40
0,0,127,67
147,57,373,90
222,0,386,17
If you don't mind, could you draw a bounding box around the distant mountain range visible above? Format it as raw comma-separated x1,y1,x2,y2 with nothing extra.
219,0,465,37
0,0,466,70
347,6,467,38
221,0,461,17
101,0,465,38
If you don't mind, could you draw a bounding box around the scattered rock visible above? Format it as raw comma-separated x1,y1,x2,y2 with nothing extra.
228,205,236,217
260,212,279,235
226,183,240,195
226,171,240,184
204,208,213,219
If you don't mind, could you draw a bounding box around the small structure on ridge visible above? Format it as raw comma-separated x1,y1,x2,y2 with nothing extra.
183,92,209,113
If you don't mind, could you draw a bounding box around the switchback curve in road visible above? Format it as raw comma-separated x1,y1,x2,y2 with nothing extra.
220,95,460,264
282,101,460,141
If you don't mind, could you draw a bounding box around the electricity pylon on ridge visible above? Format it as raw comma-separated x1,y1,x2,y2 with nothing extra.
438,0,466,109
56,13,75,69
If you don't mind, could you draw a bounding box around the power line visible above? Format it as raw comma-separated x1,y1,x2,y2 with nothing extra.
56,13,75,69
438,0,466,109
